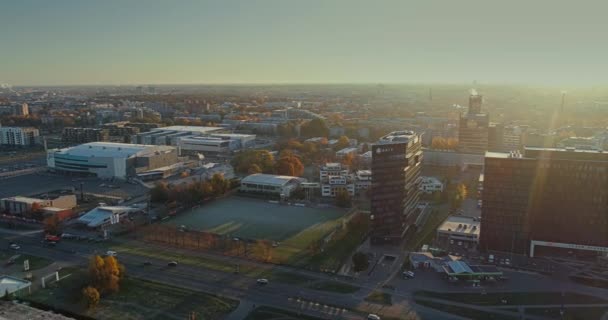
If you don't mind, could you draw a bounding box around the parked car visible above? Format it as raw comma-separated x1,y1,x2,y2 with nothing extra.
367,314,381,320
9,244,20,250
168,261,178,267
106,250,117,257
256,278,269,285
403,271,415,279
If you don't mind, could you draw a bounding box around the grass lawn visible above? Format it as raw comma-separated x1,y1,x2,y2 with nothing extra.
525,306,608,320
307,281,359,294
414,291,607,306
405,204,449,251
365,290,392,305
245,306,323,320
164,197,344,242
0,251,53,271
415,300,517,320
27,269,238,320
110,244,265,277
296,214,368,272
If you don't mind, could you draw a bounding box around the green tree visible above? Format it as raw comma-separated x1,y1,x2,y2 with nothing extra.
300,118,329,138
352,252,369,272
150,182,170,203
210,173,230,196
334,135,350,150
44,214,61,235
335,189,352,208
232,150,275,174
247,164,262,174
82,286,100,308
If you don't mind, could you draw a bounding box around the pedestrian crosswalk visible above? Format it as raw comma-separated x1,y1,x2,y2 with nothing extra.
287,297,350,317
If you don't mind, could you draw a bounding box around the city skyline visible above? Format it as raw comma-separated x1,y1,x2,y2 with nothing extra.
2,0,608,86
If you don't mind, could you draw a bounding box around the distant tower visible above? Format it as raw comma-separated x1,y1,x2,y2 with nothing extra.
429,88,433,102
468,89,483,114
560,91,567,113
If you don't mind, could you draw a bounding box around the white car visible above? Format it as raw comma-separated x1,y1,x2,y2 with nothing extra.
367,314,381,320
9,244,20,250
106,250,117,257
403,271,415,278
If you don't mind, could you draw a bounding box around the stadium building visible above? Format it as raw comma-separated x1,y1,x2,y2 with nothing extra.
47,142,178,179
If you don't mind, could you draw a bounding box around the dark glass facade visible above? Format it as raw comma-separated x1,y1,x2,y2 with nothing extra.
480,148,608,255
370,132,422,244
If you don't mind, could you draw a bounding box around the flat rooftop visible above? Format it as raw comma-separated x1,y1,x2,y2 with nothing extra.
437,216,480,236
376,130,419,145
151,125,223,134
487,147,608,161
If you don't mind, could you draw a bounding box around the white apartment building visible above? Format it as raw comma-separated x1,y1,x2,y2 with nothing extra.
0,127,39,146
419,176,444,194
355,170,372,194
335,147,358,158
320,163,355,197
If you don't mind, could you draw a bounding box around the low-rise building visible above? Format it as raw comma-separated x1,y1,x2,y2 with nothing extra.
320,163,355,197
0,127,39,146
335,147,358,158
419,176,444,194
240,173,305,198
62,127,110,144
355,170,371,194
436,216,480,250
77,205,144,228
0,193,77,215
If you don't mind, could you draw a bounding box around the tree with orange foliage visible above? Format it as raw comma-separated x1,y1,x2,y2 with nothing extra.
275,155,304,177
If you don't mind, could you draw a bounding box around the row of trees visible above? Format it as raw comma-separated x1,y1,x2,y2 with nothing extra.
232,149,305,177
82,255,125,308
150,173,231,204
141,225,277,263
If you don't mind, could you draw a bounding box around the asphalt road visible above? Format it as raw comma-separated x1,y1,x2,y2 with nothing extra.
4,229,607,320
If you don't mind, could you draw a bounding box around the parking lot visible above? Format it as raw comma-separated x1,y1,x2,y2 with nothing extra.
0,172,148,199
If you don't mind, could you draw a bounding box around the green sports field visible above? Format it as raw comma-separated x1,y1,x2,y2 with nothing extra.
163,197,345,246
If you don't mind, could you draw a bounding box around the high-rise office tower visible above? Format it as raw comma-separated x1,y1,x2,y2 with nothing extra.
458,90,489,154
480,147,608,257
468,90,483,114
370,131,423,244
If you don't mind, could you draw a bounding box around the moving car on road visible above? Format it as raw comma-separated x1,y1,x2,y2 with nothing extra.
9,244,20,250
367,314,381,320
256,278,269,285
168,261,178,267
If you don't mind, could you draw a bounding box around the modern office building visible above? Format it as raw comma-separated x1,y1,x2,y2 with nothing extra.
458,90,489,154
47,142,178,179
62,127,110,144
131,125,225,145
480,147,608,257
370,130,423,244
319,163,355,197
0,126,39,146
487,123,504,152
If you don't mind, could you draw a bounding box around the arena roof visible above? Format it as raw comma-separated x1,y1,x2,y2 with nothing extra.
241,173,302,187
0,276,30,297
51,142,174,159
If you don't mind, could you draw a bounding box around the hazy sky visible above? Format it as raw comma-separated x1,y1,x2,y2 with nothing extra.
2,0,607,86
